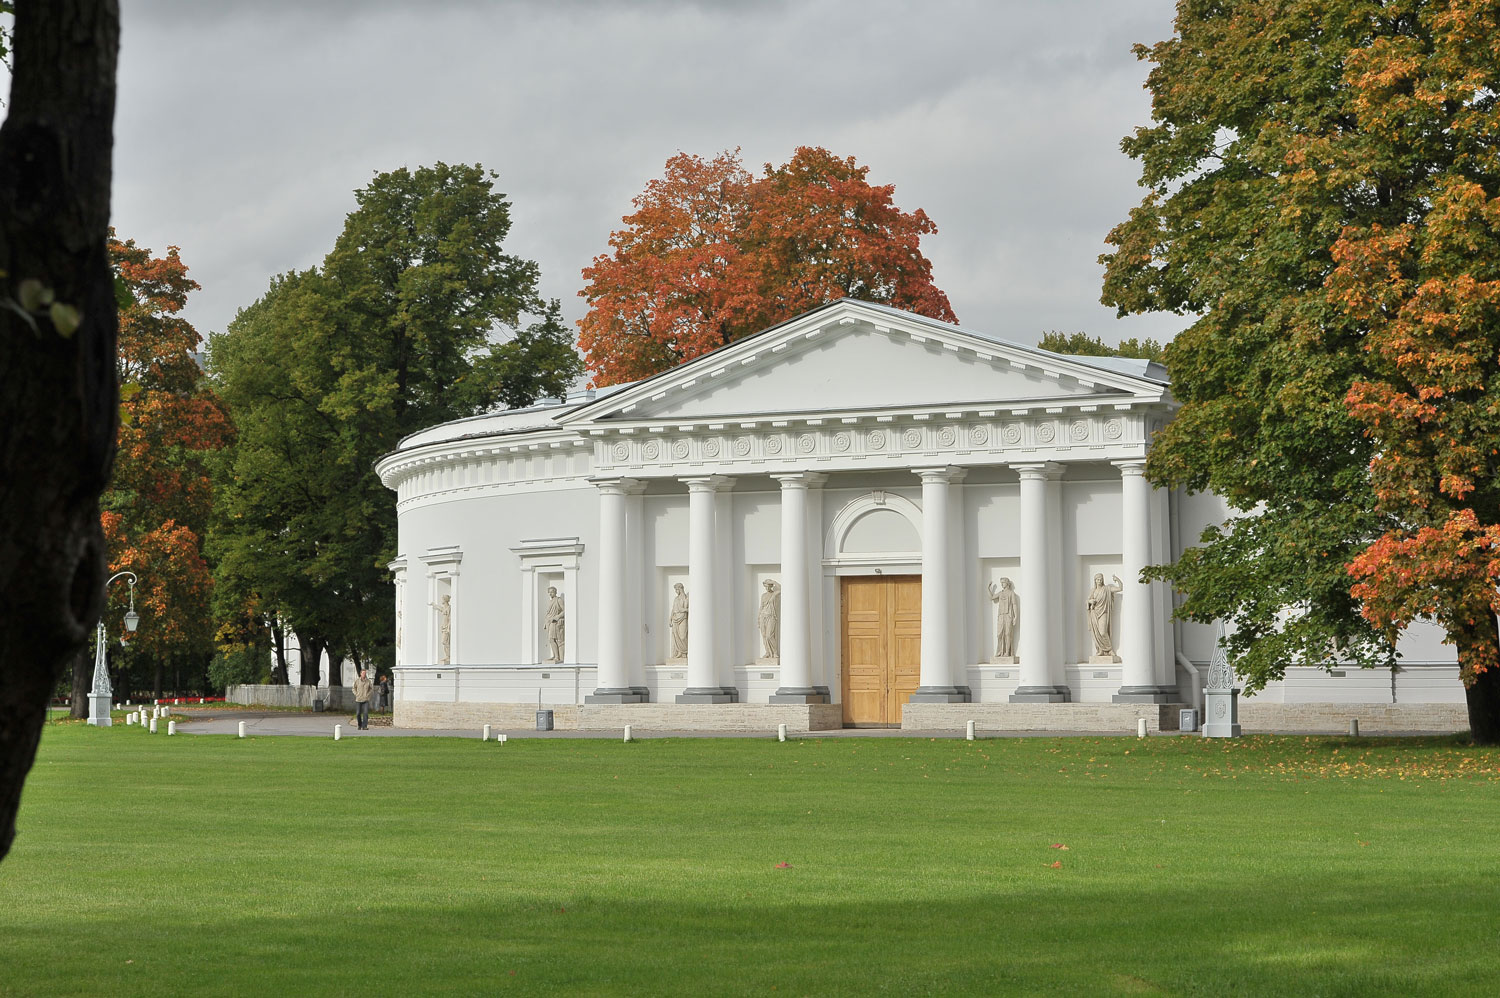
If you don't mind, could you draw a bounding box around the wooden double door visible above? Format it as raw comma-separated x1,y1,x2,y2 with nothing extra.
840,575,921,726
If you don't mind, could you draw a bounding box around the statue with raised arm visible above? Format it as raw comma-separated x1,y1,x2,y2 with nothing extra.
543,586,565,663
758,580,781,660
434,594,452,665
988,577,1018,660
669,583,689,659
1086,573,1123,657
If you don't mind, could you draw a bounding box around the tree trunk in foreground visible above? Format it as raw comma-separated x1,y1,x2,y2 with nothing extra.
0,0,121,864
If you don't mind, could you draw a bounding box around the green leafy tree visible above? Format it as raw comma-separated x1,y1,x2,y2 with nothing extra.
210,164,579,678
1036,331,1166,365
1102,0,1500,739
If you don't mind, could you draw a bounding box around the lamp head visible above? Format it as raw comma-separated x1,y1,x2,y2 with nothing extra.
123,608,140,633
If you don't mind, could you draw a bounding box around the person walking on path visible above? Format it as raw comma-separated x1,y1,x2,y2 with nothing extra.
353,669,374,730
376,673,390,713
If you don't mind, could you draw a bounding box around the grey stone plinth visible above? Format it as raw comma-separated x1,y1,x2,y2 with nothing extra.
770,687,829,705
1010,685,1070,703
1113,686,1176,704
585,688,648,704
1202,688,1242,738
908,686,971,704
677,687,739,704
87,692,113,727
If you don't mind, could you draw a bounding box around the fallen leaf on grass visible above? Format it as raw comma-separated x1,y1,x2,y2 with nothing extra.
775,862,792,869
1050,843,1069,850
1048,861,1062,869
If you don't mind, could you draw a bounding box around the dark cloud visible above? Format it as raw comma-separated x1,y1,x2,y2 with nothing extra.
77,1,1187,345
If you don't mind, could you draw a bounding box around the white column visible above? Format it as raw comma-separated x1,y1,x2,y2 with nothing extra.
1114,460,1170,702
771,473,827,703
587,478,645,703
910,467,968,702
1012,462,1068,702
679,476,736,703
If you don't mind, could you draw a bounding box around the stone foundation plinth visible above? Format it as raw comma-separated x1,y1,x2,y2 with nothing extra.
1236,702,1468,734
395,700,843,732
903,702,1186,734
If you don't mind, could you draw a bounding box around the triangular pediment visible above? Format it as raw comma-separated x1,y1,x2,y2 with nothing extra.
562,300,1167,426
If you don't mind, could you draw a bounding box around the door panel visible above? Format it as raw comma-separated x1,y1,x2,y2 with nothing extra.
841,576,922,726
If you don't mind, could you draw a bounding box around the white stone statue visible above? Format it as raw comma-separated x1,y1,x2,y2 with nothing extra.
758,580,781,660
543,586,565,663
988,577,1018,660
395,605,403,665
433,594,452,665
1086,573,1123,659
669,583,689,659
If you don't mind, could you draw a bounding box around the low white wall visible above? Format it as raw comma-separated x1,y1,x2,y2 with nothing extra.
227,685,357,710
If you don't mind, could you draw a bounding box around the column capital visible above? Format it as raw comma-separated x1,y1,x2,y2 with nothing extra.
912,465,967,484
1012,461,1064,481
771,471,828,489
1111,459,1148,477
682,474,734,493
590,476,645,496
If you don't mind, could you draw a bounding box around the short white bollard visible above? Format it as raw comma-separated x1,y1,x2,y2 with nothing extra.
1137,718,1148,738
125,713,134,726
334,724,342,741
777,723,787,743
138,710,147,726
148,718,158,734
966,719,976,741
167,721,177,736
1349,718,1360,737
162,705,171,717
623,724,633,743
483,724,492,742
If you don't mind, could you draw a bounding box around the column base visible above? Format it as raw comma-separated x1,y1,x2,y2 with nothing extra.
87,693,113,727
1010,686,1070,703
677,687,739,704
1112,686,1176,704
769,687,829,704
585,687,649,704
908,686,971,704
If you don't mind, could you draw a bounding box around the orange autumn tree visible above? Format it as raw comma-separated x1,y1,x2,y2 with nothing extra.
1336,2,1500,741
579,147,955,384
77,236,231,711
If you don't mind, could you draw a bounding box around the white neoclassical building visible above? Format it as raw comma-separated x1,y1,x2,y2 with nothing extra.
375,300,1467,733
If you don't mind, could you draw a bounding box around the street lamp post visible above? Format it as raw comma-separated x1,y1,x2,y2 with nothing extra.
87,572,141,727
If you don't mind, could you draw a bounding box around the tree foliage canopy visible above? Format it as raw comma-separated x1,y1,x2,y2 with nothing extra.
1103,0,1500,739
210,164,579,676
103,236,229,670
1037,331,1166,365
579,147,955,384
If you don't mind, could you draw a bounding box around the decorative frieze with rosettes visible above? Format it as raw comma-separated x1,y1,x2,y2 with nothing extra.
590,408,1154,474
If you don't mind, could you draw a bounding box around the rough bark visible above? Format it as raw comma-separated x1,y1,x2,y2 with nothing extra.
270,623,288,685
68,646,90,720
299,635,326,687
1465,620,1500,745
0,0,121,863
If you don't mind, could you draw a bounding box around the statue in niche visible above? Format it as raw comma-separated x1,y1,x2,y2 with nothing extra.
433,594,452,665
987,577,1018,661
1086,573,1124,659
543,586,565,663
669,582,689,658
758,580,781,660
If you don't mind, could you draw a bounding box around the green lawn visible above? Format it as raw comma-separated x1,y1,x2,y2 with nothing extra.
2,726,1497,996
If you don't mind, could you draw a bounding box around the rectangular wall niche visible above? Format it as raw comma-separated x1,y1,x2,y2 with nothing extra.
512,537,584,665
421,545,462,666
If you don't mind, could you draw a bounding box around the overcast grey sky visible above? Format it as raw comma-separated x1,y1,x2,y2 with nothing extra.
11,0,1190,353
